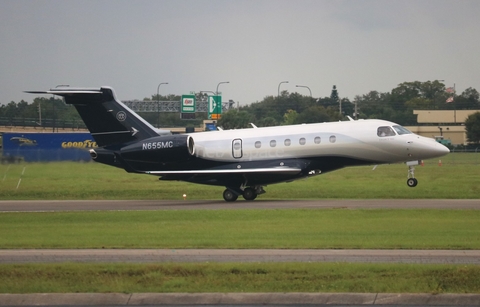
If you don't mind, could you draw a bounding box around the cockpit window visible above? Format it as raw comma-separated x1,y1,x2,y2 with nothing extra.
392,125,412,135
377,126,396,137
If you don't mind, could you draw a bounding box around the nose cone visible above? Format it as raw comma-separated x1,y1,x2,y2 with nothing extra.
413,137,450,159
437,142,451,155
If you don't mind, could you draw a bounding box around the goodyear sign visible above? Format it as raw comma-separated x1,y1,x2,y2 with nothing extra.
1,133,95,162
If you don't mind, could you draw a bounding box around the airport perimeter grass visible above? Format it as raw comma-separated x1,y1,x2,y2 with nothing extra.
0,152,479,200
1,153,479,294
1,209,480,249
1,263,480,294
2,209,480,294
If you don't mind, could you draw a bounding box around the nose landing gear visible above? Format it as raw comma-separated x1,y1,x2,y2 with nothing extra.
406,160,420,187
407,177,418,187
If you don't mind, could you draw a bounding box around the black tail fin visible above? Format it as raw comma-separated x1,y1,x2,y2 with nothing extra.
26,87,170,147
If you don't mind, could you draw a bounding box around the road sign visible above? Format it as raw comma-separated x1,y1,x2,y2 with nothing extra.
208,95,222,119
181,95,196,113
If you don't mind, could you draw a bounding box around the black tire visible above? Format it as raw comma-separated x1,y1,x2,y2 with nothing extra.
407,178,418,187
223,189,238,202
243,187,257,201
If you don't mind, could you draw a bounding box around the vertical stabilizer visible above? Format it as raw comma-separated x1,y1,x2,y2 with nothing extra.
26,87,171,147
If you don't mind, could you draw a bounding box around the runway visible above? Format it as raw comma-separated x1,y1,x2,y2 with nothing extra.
1,248,480,264
1,199,479,265
0,198,479,212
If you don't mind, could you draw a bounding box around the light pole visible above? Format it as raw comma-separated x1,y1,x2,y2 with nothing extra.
296,85,312,97
216,81,229,96
278,81,288,97
215,81,229,119
156,82,168,128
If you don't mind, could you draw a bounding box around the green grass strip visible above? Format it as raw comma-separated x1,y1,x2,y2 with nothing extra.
0,153,479,200
1,209,480,249
1,263,479,294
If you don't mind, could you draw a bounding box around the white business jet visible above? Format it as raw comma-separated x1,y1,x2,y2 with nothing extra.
27,87,450,201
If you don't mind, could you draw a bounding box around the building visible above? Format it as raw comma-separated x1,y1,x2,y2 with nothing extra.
406,110,480,145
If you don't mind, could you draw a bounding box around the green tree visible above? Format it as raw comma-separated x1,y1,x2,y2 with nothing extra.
465,112,480,144
340,97,354,118
217,110,253,130
452,87,480,110
283,109,299,125
405,97,431,110
258,116,277,127
296,106,331,124
330,85,339,103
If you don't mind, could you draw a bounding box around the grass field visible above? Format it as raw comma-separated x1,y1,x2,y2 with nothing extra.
1,153,479,294
1,209,480,249
0,153,479,200
1,263,480,294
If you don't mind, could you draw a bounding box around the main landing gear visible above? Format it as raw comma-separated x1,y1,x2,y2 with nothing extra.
406,161,419,187
223,186,265,202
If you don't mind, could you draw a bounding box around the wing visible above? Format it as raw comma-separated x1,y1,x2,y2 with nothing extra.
145,166,301,175
148,164,305,186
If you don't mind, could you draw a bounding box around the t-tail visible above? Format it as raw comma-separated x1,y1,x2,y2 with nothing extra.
26,86,171,147
26,87,194,172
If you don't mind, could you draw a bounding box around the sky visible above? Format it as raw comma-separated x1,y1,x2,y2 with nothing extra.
1,0,479,106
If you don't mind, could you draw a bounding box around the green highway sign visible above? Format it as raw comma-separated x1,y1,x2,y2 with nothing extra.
208,95,222,119
181,95,196,113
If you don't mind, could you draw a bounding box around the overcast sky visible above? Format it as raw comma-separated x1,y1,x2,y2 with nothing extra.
1,0,479,106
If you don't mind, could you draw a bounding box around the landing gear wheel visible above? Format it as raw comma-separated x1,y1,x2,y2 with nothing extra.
242,187,257,201
223,189,238,202
407,178,418,187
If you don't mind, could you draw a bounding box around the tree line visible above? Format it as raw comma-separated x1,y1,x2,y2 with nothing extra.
217,80,480,129
2,80,480,142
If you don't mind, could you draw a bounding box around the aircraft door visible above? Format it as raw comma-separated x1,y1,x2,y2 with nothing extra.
232,138,243,159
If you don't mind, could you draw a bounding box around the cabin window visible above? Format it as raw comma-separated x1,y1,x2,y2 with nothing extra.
270,140,277,147
255,141,262,148
393,125,412,135
329,135,336,143
299,138,306,145
377,126,396,137
314,136,321,144
284,139,291,146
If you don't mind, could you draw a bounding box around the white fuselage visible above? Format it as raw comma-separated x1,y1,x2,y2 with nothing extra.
189,119,449,164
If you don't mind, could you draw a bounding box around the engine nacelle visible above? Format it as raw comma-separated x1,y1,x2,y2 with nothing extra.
89,147,121,167
120,134,195,163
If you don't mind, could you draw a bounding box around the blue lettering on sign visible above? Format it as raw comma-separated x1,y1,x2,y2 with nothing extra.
142,141,174,150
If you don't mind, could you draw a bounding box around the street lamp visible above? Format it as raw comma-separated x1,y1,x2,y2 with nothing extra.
278,81,288,97
216,81,229,96
157,82,168,128
296,85,312,97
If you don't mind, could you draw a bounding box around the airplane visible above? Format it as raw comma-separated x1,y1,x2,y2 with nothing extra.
26,86,450,202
